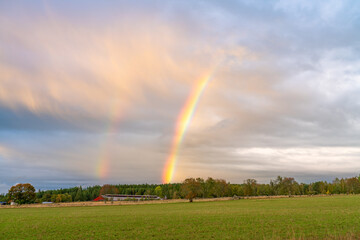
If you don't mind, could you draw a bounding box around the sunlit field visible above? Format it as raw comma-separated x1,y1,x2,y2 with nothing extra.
1,195,360,239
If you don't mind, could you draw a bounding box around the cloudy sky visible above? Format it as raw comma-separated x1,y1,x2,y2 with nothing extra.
1,0,360,193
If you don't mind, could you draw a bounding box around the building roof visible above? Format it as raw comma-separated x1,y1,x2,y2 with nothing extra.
93,196,105,201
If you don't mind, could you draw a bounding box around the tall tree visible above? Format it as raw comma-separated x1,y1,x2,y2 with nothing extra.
181,178,202,202
74,187,83,201
8,183,36,204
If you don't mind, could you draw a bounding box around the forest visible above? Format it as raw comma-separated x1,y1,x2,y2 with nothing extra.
1,175,360,204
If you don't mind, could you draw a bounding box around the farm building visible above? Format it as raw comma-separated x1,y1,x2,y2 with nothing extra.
94,194,161,201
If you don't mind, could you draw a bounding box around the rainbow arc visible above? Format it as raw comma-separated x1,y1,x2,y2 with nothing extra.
162,74,212,183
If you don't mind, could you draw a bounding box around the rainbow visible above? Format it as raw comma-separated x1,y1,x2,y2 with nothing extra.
97,153,109,179
162,74,212,183
96,104,123,179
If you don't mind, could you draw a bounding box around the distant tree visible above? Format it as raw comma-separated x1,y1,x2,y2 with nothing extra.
41,193,52,202
312,181,326,194
172,191,179,199
244,179,257,196
257,184,271,196
195,178,205,198
18,174,360,204
346,177,360,194
213,179,229,197
8,183,36,204
271,176,300,195
154,186,163,197
56,194,63,203
74,187,83,202
64,193,72,202
281,177,298,195
340,178,347,193
205,177,216,198
100,184,119,195
0,193,8,202
299,183,309,195
181,178,202,202
53,193,72,203
144,189,151,195
231,185,244,196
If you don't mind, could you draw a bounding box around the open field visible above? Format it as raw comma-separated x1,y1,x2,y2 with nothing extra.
1,195,360,239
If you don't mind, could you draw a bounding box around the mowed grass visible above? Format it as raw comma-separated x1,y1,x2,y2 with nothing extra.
1,195,360,239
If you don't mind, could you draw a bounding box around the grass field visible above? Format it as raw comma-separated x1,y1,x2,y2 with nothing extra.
1,195,360,239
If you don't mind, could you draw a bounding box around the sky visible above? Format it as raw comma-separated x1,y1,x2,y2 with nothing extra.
1,0,360,193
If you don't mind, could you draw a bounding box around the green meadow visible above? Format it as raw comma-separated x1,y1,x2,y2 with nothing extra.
1,195,360,239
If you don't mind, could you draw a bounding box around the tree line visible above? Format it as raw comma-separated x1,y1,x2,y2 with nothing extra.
1,175,360,204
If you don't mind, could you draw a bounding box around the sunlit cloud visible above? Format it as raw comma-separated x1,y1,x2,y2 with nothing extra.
0,0,360,191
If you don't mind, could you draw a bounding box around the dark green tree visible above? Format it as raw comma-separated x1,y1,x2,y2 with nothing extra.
74,187,83,202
